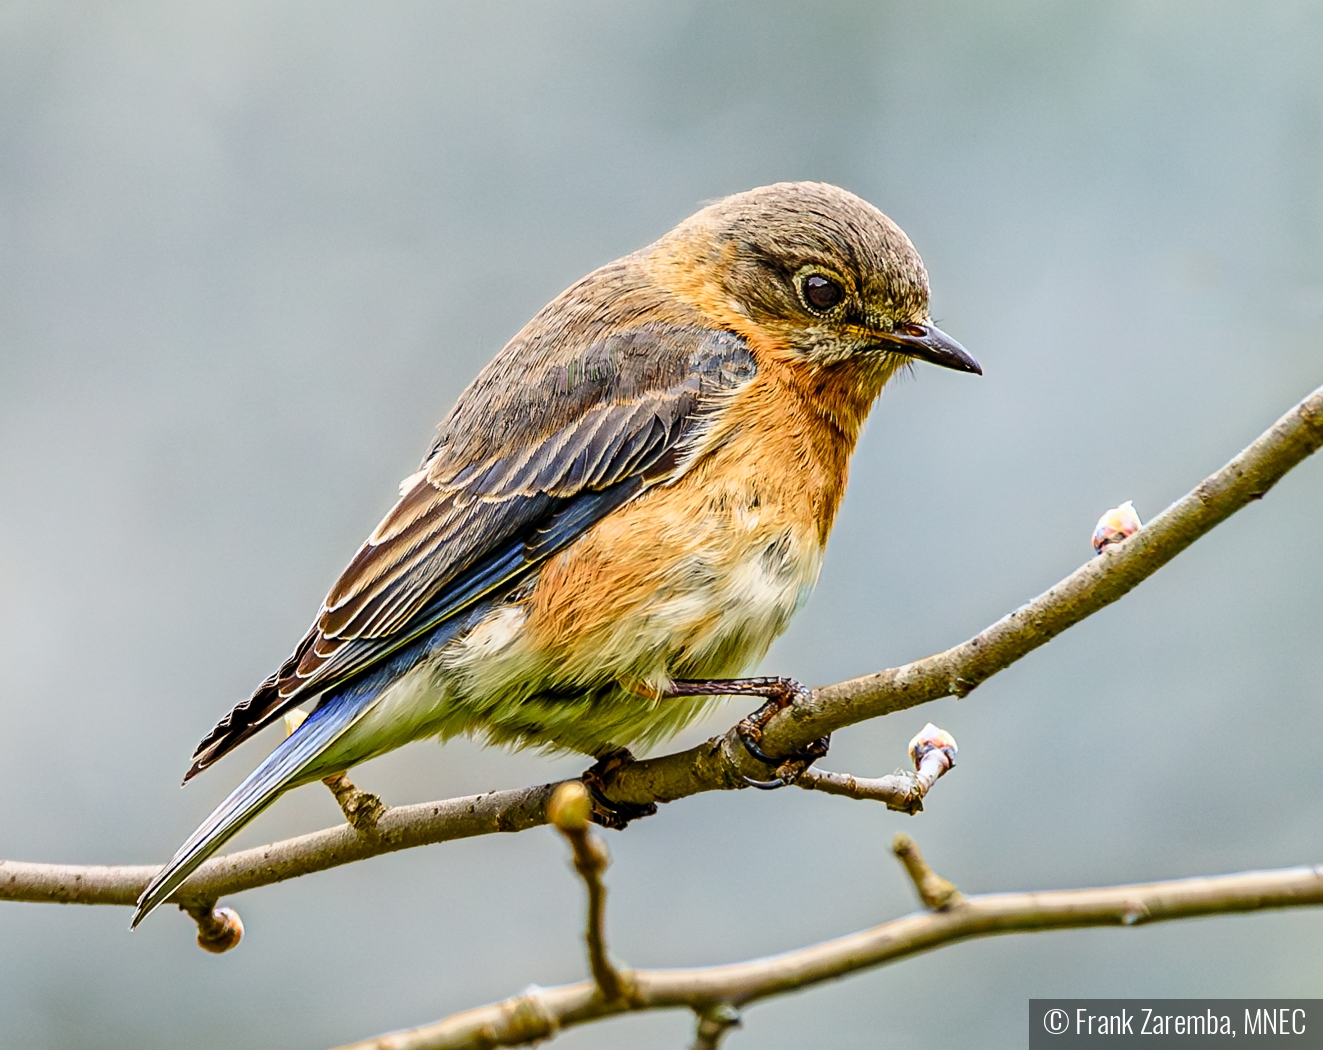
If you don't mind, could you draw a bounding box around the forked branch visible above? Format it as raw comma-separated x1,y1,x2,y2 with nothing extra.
546,782,630,1004
0,383,1319,923
796,723,956,813
329,843,1323,1050
607,382,1323,807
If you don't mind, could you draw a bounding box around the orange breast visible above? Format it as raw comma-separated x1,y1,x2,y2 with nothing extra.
521,353,861,688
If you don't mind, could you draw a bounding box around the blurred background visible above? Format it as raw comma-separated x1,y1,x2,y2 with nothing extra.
1,2,1321,1047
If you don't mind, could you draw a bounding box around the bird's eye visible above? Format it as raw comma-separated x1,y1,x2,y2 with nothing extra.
801,274,843,312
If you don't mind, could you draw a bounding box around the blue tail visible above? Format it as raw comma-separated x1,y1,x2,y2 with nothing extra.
130,689,373,927
130,599,493,929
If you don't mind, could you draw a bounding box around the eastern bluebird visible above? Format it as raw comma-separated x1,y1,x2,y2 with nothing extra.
133,181,980,926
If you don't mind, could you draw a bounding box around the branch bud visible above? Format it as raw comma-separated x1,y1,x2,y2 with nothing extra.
1092,500,1142,554
186,903,244,954
547,781,592,833
907,723,957,769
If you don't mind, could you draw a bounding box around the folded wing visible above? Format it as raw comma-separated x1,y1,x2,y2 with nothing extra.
185,324,756,778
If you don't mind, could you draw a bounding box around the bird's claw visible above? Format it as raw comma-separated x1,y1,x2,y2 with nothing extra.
736,733,831,788
664,675,830,789
580,749,657,830
734,681,830,789
741,774,788,790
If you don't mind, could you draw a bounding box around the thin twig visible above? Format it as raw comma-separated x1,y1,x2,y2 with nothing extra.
1,383,1319,912
2,729,953,911
546,783,629,1004
796,722,956,814
321,773,387,833
891,833,963,910
795,766,927,809
327,860,1323,1050
690,1004,741,1050
607,382,1323,808
181,901,244,953
287,711,388,833
0,783,558,907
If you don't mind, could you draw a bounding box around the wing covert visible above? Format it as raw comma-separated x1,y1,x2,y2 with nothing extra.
186,324,756,777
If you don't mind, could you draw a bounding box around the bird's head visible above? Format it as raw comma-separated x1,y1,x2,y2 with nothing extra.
650,182,980,384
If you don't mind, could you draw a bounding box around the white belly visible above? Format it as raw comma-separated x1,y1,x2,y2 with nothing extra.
315,520,825,764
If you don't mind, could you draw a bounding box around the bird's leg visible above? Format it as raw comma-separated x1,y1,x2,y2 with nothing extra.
580,747,658,830
666,676,831,789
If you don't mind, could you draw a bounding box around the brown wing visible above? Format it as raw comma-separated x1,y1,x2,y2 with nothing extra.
185,323,756,778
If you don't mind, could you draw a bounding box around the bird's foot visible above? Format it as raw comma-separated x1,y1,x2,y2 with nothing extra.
668,676,831,789
739,700,831,789
580,748,657,830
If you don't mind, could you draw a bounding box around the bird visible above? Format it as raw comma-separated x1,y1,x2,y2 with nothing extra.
132,181,980,927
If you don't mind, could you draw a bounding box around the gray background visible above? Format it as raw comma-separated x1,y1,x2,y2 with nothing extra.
1,2,1321,1048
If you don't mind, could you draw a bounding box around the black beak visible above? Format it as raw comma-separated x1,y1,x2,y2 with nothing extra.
877,322,982,375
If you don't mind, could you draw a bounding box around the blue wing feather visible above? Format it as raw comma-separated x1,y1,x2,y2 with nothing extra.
138,326,757,926
131,481,644,926
185,330,755,776
131,600,485,928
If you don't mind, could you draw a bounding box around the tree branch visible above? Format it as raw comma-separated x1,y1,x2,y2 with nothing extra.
0,723,958,914
690,1004,742,1050
546,783,629,1004
606,381,1323,807
796,723,956,814
327,853,1323,1050
1,382,1319,916
0,783,558,908
891,833,963,910
285,711,388,833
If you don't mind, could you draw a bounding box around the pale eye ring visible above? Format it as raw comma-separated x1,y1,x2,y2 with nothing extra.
801,273,843,312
